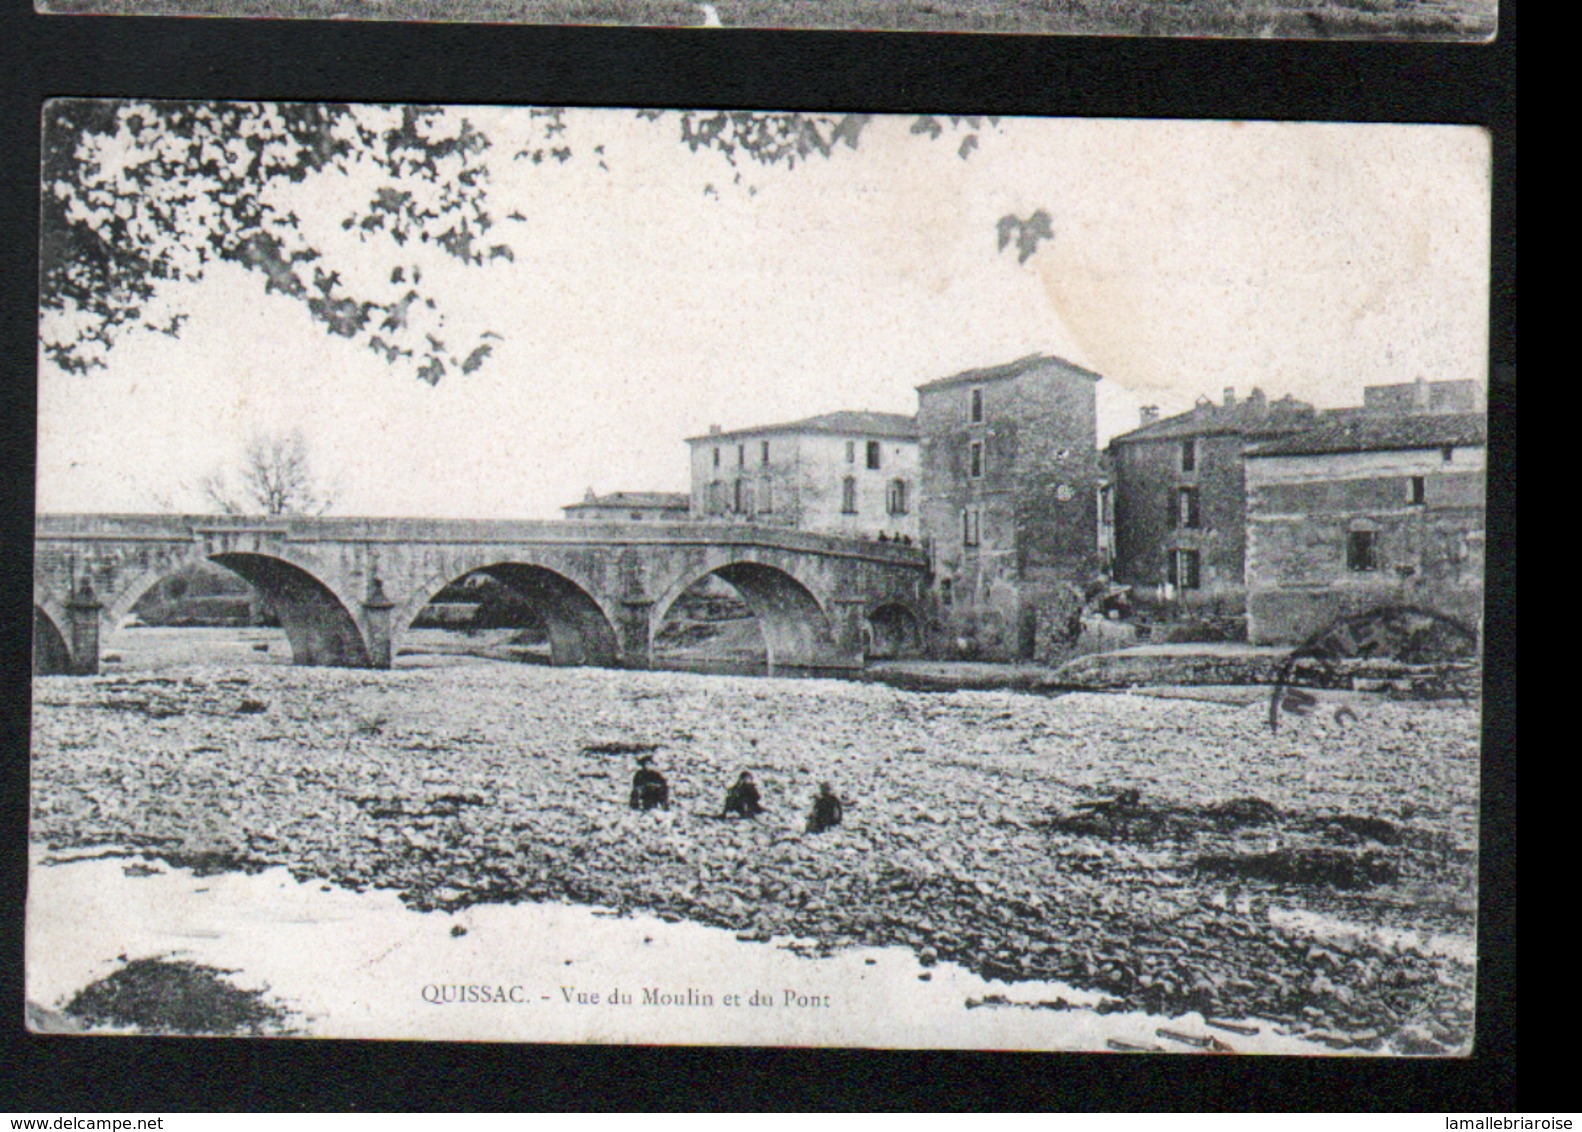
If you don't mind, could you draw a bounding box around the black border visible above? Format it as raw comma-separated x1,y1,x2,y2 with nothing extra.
1,1,1516,1111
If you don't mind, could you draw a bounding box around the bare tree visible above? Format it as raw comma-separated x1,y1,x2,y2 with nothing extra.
200,430,335,516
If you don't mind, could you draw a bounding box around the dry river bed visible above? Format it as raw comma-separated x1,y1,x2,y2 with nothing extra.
30,663,1480,1053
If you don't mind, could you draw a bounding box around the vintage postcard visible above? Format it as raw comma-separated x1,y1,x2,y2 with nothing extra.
33,0,1498,41
29,102,1491,1054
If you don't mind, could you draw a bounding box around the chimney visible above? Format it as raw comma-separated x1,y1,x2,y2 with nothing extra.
583,487,597,503
1413,377,1430,411
1223,387,1236,406
1140,405,1160,425
708,424,722,435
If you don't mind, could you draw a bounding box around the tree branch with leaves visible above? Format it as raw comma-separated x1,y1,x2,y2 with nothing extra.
41,102,1052,386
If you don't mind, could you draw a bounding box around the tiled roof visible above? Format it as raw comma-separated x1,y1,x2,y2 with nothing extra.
916,352,1103,393
1110,394,1316,444
1247,412,1488,457
564,491,691,510
687,411,918,444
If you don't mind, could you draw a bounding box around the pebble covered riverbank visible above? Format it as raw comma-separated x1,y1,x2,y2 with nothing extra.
30,662,1480,1052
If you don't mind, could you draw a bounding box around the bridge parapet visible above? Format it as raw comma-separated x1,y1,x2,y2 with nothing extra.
37,513,929,566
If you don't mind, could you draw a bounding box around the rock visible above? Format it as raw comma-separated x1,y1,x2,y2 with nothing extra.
1392,1024,1447,1055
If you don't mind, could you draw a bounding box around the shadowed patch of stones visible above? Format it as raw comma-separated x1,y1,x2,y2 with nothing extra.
581,741,662,756
1195,847,1399,890
1039,794,1289,845
61,956,296,1035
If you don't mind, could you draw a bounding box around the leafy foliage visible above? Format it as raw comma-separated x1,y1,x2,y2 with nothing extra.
41,100,509,383
41,102,1051,385
997,209,1055,264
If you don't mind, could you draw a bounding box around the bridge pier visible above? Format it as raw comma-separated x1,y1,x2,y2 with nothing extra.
66,579,103,676
825,598,870,672
362,577,396,670
616,600,655,670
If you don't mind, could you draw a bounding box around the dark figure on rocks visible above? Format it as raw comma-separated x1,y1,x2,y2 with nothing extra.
721,771,764,819
805,782,843,834
630,755,670,812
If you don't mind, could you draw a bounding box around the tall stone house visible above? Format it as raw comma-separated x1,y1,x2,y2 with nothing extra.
685,412,920,541
916,353,1101,661
1107,388,1317,612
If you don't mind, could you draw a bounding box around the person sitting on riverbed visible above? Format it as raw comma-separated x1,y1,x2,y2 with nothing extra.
721,770,764,819
805,781,843,834
630,755,670,812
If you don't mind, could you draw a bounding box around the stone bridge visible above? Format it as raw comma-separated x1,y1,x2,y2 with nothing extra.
33,514,930,676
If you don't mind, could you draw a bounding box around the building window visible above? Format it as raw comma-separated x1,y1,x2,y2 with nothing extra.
1168,549,1201,590
841,476,857,514
962,508,980,548
886,478,909,515
970,387,984,424
760,440,770,464
1408,476,1426,505
630,511,644,521
1177,487,1201,529
845,440,855,464
734,479,750,514
1347,530,1378,572
866,440,882,470
1181,439,1197,473
713,447,721,468
737,444,745,468
707,481,726,515
969,442,983,479
761,480,773,515
1441,445,1455,464
940,578,953,607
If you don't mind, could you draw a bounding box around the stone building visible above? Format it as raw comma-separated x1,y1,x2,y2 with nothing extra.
685,412,920,541
562,490,691,522
916,353,1101,660
1244,412,1486,645
1361,378,1483,417
1107,388,1317,613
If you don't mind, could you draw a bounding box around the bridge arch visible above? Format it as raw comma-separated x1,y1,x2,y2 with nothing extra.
864,601,923,660
33,602,73,675
395,560,621,668
652,553,840,672
102,550,373,668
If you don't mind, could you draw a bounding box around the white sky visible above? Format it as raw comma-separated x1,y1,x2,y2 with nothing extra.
36,110,1492,520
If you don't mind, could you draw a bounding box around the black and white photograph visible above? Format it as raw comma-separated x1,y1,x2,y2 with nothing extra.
32,0,1499,43
27,101,1492,1057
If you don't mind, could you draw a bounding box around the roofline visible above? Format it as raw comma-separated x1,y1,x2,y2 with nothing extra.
685,419,920,444
569,499,692,509
1110,423,1256,446
563,500,691,510
1246,438,1487,459
915,353,1104,393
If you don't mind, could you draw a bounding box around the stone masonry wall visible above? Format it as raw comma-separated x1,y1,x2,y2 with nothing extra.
1245,447,1486,644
